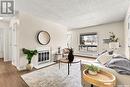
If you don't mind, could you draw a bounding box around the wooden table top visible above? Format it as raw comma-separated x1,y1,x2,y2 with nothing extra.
83,69,116,87
59,59,81,63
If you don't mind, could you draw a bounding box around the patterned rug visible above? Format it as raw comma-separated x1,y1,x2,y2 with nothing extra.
21,63,82,87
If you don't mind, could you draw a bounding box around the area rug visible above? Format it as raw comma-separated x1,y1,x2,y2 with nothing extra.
21,63,82,87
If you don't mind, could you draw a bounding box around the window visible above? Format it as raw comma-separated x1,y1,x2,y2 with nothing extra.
79,33,98,54
80,33,98,46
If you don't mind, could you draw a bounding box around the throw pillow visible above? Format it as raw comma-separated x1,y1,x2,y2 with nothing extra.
96,52,112,65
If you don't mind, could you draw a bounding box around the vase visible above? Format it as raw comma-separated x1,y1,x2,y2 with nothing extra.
26,63,33,70
109,42,119,49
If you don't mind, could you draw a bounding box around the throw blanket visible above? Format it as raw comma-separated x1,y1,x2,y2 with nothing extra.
105,57,130,75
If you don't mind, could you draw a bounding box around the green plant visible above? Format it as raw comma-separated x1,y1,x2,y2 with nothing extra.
109,32,118,42
22,48,38,64
86,64,101,72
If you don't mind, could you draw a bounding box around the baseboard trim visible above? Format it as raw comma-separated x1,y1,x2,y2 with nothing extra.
17,66,26,71
34,62,56,69
74,55,96,59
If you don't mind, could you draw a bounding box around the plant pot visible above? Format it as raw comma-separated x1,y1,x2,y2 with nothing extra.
109,42,119,49
88,70,97,75
26,63,33,71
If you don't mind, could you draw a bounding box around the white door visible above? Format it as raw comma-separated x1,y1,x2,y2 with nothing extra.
3,28,11,61
11,24,18,66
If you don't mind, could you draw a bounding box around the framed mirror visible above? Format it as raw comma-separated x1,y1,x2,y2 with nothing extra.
37,31,50,45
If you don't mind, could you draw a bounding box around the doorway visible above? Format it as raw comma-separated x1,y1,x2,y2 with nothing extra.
0,24,18,67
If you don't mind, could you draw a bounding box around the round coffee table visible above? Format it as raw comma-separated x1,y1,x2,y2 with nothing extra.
83,69,116,87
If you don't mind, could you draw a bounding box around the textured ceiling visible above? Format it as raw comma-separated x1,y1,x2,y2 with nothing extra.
16,0,130,29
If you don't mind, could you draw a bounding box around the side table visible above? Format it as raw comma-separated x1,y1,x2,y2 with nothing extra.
59,59,81,75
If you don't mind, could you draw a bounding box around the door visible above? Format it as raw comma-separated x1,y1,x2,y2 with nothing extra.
3,28,11,61
11,23,18,66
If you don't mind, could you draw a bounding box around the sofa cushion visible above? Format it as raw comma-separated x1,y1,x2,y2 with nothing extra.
96,52,112,65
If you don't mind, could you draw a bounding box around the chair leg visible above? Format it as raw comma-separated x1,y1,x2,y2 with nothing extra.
70,63,71,66
68,62,70,75
59,60,60,69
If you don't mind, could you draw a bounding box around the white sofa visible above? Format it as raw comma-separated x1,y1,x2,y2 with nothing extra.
81,61,130,87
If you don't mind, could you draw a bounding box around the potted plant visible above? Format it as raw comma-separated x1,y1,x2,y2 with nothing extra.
86,64,101,75
109,32,119,54
109,32,118,42
22,48,38,70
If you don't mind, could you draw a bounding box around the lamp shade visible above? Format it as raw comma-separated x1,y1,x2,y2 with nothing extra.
109,42,119,49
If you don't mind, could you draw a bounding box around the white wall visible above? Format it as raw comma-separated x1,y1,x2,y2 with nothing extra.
17,12,68,69
124,5,130,59
0,29,4,58
69,21,125,56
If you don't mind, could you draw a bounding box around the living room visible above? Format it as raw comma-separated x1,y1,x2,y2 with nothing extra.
0,0,130,87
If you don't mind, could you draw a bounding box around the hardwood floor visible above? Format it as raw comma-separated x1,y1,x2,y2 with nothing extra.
0,59,28,87
0,56,95,87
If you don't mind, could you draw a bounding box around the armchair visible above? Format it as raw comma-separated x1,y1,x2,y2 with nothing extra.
62,48,70,58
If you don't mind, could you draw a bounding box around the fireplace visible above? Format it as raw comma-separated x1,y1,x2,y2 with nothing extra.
38,50,50,65
34,47,55,69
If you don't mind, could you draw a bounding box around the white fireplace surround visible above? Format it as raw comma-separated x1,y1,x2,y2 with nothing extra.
34,47,55,69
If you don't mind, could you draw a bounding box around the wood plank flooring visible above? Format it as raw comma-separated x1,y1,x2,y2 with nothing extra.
0,56,95,87
0,59,28,87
